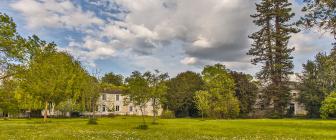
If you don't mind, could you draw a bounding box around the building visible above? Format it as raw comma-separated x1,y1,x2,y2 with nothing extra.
94,90,163,116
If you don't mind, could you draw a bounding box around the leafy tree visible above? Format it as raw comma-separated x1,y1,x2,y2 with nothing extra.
194,90,210,120
125,71,151,125
249,0,299,117
21,44,84,122
320,91,336,119
143,70,169,124
0,78,20,117
298,48,336,118
300,0,335,45
0,13,27,80
166,71,203,117
101,72,124,86
201,64,240,118
230,71,259,117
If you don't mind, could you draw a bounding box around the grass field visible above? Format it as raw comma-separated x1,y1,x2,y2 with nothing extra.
0,116,335,140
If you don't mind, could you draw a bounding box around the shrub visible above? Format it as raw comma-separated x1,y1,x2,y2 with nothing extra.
161,110,175,119
320,92,336,119
87,118,98,125
136,124,148,130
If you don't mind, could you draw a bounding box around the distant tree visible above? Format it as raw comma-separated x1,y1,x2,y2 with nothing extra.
300,0,335,45
320,91,336,119
125,71,151,125
101,72,124,86
166,71,203,117
201,64,240,118
194,90,210,120
143,70,169,124
298,48,336,118
230,71,259,117
249,0,299,117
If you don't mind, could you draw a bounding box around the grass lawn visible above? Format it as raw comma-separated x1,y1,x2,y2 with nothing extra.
0,116,335,140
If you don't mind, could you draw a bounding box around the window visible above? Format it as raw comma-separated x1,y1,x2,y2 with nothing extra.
116,105,120,111
102,105,106,112
116,94,119,101
129,106,133,112
102,94,106,100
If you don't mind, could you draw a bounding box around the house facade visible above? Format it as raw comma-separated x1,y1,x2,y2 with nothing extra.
95,90,163,116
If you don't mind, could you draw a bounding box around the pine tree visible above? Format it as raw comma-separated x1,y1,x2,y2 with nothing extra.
248,0,299,117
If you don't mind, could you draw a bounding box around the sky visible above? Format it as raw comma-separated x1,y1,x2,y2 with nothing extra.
0,0,334,78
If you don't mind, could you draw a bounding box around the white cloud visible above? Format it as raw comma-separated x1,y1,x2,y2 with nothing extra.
181,57,197,65
10,0,104,30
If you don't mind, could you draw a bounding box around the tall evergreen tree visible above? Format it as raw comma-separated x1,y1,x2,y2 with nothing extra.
248,0,299,117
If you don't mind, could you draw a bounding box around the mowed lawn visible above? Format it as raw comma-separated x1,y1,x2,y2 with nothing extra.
0,117,335,140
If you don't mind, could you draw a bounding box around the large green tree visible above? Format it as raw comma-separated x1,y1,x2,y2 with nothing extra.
200,64,240,118
298,48,336,118
166,71,203,117
248,0,299,117
230,71,259,117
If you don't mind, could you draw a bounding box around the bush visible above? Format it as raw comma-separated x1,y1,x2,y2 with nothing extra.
87,118,98,125
136,124,148,130
161,110,175,119
320,92,336,119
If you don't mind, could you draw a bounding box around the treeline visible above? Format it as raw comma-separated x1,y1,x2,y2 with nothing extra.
100,65,259,120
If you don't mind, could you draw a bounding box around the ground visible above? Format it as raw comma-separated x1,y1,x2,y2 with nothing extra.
0,116,335,140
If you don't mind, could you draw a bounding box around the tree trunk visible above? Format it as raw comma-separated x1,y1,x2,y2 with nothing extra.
152,98,157,124
140,107,146,125
44,101,48,122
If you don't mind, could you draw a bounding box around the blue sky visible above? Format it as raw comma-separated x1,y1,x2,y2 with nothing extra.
0,0,333,78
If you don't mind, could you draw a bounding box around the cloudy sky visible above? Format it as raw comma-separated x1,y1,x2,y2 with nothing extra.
0,0,333,77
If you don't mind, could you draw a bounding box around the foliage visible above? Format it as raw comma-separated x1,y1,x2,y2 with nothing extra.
201,64,240,118
125,71,151,125
320,92,336,119
300,0,335,45
0,79,20,116
194,90,210,119
230,71,259,117
101,72,124,86
298,48,336,118
166,71,203,117
143,70,169,123
249,0,299,116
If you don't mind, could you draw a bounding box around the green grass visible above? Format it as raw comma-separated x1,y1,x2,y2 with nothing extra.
0,116,335,140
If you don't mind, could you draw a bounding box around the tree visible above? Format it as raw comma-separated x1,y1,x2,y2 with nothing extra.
101,72,124,86
143,70,169,124
194,90,210,120
230,71,259,117
166,71,203,117
21,44,85,122
0,78,20,117
320,91,336,119
125,71,151,125
298,48,336,118
0,13,28,81
300,0,335,45
248,0,299,117
201,64,240,118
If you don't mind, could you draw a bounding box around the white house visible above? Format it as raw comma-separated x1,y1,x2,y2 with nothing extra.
95,90,163,116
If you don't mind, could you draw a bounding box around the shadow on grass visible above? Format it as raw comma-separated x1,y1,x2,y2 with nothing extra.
134,124,149,130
